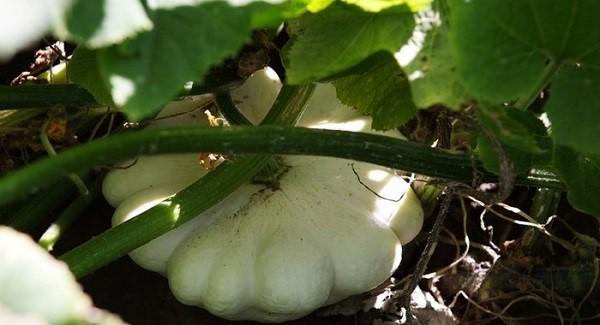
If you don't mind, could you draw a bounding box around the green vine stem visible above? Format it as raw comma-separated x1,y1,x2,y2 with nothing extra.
39,184,98,251
0,127,564,207
40,119,89,196
0,85,97,110
0,76,241,110
60,83,315,278
6,178,78,232
216,94,254,125
522,188,561,255
0,109,46,127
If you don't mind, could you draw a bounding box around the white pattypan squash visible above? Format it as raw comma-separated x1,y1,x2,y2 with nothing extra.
102,68,424,323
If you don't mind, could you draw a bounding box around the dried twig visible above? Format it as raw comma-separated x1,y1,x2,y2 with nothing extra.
401,187,455,324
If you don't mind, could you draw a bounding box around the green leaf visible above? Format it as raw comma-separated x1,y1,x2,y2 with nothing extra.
68,46,115,106
553,146,600,217
56,0,152,47
448,0,600,103
479,106,547,154
343,0,431,12
545,54,600,155
304,0,431,13
334,52,417,130
476,107,550,175
285,2,416,84
403,8,469,109
97,1,258,121
0,226,124,324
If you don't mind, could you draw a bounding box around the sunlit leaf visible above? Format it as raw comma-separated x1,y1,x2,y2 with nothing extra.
285,2,416,83
334,52,417,130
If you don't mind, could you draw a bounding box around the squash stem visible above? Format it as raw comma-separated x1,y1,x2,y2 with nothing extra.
39,183,98,251
521,188,561,255
216,93,289,186
6,178,79,233
0,127,563,208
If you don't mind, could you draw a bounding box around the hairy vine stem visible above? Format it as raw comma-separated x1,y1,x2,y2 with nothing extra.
446,111,515,205
0,126,562,207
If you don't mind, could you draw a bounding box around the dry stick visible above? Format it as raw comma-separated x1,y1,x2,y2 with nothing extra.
40,119,89,196
401,187,454,324
451,291,558,323
423,197,470,279
441,227,461,260
401,110,516,323
438,236,499,260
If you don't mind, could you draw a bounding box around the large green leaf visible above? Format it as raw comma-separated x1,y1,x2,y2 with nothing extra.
56,0,152,47
97,2,261,120
334,52,417,130
68,47,114,106
344,0,430,12
448,0,600,103
553,146,600,217
304,0,431,12
285,2,416,84
545,53,600,155
403,8,469,109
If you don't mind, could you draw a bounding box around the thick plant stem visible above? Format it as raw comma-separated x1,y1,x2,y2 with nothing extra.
6,178,78,233
0,81,241,110
217,94,286,185
216,94,253,125
39,185,98,251
0,85,98,110
40,119,89,196
0,128,563,207
60,84,315,278
522,188,561,255
0,109,46,127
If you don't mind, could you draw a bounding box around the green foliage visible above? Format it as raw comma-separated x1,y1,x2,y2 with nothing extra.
545,60,600,155
68,47,114,106
445,0,600,215
448,0,599,103
284,2,416,83
97,2,258,120
342,0,431,12
553,147,600,217
334,52,416,130
479,107,546,154
476,107,550,175
403,10,469,109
